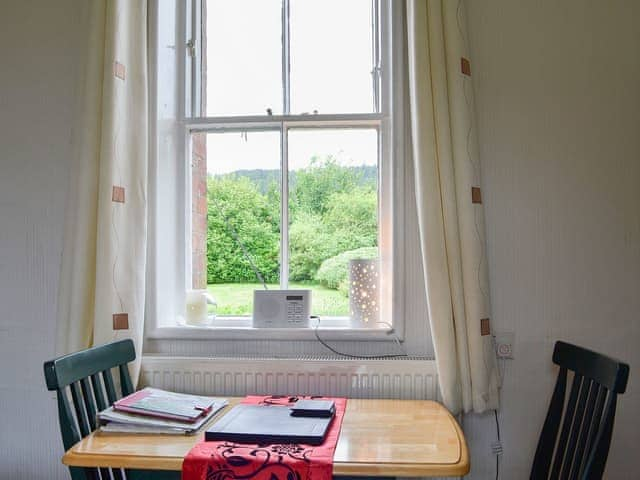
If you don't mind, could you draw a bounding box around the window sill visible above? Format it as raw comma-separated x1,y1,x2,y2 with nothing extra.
146,318,399,341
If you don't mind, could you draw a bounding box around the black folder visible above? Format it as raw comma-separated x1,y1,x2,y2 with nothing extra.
205,404,333,445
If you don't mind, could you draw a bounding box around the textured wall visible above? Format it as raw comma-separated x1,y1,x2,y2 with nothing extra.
464,0,640,478
2,1,639,479
0,1,81,478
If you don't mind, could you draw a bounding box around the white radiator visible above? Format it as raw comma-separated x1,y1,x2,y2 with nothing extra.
140,356,439,400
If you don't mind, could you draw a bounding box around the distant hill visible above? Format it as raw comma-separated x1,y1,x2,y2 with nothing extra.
211,166,377,194
219,169,280,194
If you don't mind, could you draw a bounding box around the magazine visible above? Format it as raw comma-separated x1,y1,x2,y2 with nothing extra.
99,391,228,435
113,387,225,422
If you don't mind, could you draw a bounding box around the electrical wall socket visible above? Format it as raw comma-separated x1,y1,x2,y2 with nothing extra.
495,332,515,359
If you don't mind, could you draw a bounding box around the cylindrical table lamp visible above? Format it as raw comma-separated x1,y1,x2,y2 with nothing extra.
348,258,379,327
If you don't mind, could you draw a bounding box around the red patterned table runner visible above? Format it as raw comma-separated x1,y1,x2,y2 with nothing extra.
182,396,347,480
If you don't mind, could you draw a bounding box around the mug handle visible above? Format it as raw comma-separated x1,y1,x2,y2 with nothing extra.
205,293,217,306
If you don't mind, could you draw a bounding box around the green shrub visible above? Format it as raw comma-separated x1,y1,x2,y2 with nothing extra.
315,247,378,295
288,212,337,281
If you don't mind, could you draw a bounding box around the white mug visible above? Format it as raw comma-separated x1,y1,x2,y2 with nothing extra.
185,290,216,326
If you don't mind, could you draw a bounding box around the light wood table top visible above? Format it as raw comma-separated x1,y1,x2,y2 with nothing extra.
63,398,469,477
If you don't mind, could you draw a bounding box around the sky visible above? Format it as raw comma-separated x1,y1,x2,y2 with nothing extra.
203,0,378,175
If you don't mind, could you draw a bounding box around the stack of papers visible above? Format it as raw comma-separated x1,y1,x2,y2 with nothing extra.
98,388,228,435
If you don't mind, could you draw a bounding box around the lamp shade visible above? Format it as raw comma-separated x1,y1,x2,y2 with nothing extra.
348,258,379,327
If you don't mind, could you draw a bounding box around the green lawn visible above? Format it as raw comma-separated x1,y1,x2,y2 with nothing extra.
207,282,348,316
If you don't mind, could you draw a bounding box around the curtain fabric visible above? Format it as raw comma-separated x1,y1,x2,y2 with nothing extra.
406,0,499,414
56,0,148,385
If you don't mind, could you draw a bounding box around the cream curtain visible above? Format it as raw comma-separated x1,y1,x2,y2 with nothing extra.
56,0,148,385
406,0,499,414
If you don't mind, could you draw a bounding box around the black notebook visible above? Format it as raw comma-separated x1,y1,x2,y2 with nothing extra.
205,404,333,445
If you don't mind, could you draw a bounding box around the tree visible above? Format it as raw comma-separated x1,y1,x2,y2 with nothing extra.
290,156,361,216
207,176,279,283
288,187,378,281
324,187,378,251
206,158,380,286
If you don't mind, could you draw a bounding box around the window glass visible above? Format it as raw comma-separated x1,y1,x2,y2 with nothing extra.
198,131,281,316
205,0,283,116
288,129,379,317
289,0,375,114
189,0,390,326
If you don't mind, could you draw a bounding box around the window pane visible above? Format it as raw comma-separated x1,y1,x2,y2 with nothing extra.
289,0,375,114
194,131,281,317
204,0,283,116
288,129,379,318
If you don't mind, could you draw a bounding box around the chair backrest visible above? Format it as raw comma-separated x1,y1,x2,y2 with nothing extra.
530,341,629,480
44,339,136,480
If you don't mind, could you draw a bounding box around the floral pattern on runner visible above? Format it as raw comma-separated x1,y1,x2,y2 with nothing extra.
182,396,346,480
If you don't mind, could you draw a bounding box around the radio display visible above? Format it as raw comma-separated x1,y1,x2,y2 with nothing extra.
286,295,303,301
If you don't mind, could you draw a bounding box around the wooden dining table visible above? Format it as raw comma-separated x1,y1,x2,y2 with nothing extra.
62,398,469,477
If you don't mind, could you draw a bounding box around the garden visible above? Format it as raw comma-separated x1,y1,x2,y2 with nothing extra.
206,157,378,316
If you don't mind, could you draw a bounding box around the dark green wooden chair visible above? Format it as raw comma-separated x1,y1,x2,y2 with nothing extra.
44,339,179,480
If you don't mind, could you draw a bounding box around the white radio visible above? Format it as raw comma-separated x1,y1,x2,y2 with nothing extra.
252,290,311,328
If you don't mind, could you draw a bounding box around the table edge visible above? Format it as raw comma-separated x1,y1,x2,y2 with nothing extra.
63,455,470,477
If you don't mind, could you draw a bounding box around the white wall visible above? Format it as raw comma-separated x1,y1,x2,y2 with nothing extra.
464,0,640,478
1,1,639,479
0,1,81,478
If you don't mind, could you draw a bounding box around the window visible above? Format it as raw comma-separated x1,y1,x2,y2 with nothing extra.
148,0,407,341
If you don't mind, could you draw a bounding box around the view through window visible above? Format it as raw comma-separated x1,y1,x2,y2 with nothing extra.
191,0,384,320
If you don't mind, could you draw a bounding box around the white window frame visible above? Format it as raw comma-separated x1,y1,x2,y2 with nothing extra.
146,0,406,343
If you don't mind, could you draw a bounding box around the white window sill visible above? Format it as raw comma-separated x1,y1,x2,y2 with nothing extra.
147,316,400,341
